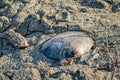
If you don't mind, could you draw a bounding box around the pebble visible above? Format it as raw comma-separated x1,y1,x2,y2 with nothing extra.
7,29,29,48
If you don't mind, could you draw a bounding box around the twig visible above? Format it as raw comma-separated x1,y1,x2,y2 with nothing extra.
105,18,116,80
105,19,115,71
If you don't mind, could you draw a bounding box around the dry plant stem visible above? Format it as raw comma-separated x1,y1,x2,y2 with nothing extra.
105,19,115,71
105,19,115,80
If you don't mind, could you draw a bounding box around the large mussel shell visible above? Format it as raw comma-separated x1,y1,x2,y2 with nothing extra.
40,31,93,60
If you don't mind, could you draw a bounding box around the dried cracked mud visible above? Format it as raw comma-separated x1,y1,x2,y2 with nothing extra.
0,0,120,80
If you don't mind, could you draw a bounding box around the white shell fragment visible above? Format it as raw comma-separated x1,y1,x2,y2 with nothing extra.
7,29,29,48
40,31,94,60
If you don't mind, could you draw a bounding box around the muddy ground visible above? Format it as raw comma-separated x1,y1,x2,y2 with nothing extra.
0,0,120,80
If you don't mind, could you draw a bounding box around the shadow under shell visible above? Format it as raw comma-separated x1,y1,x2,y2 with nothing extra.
39,31,93,61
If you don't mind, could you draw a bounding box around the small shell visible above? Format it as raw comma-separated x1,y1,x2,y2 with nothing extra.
7,29,29,48
40,31,93,60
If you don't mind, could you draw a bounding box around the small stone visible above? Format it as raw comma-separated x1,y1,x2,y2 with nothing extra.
7,29,29,48
40,31,93,60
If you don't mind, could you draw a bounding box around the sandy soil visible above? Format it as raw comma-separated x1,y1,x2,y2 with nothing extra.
0,0,120,80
